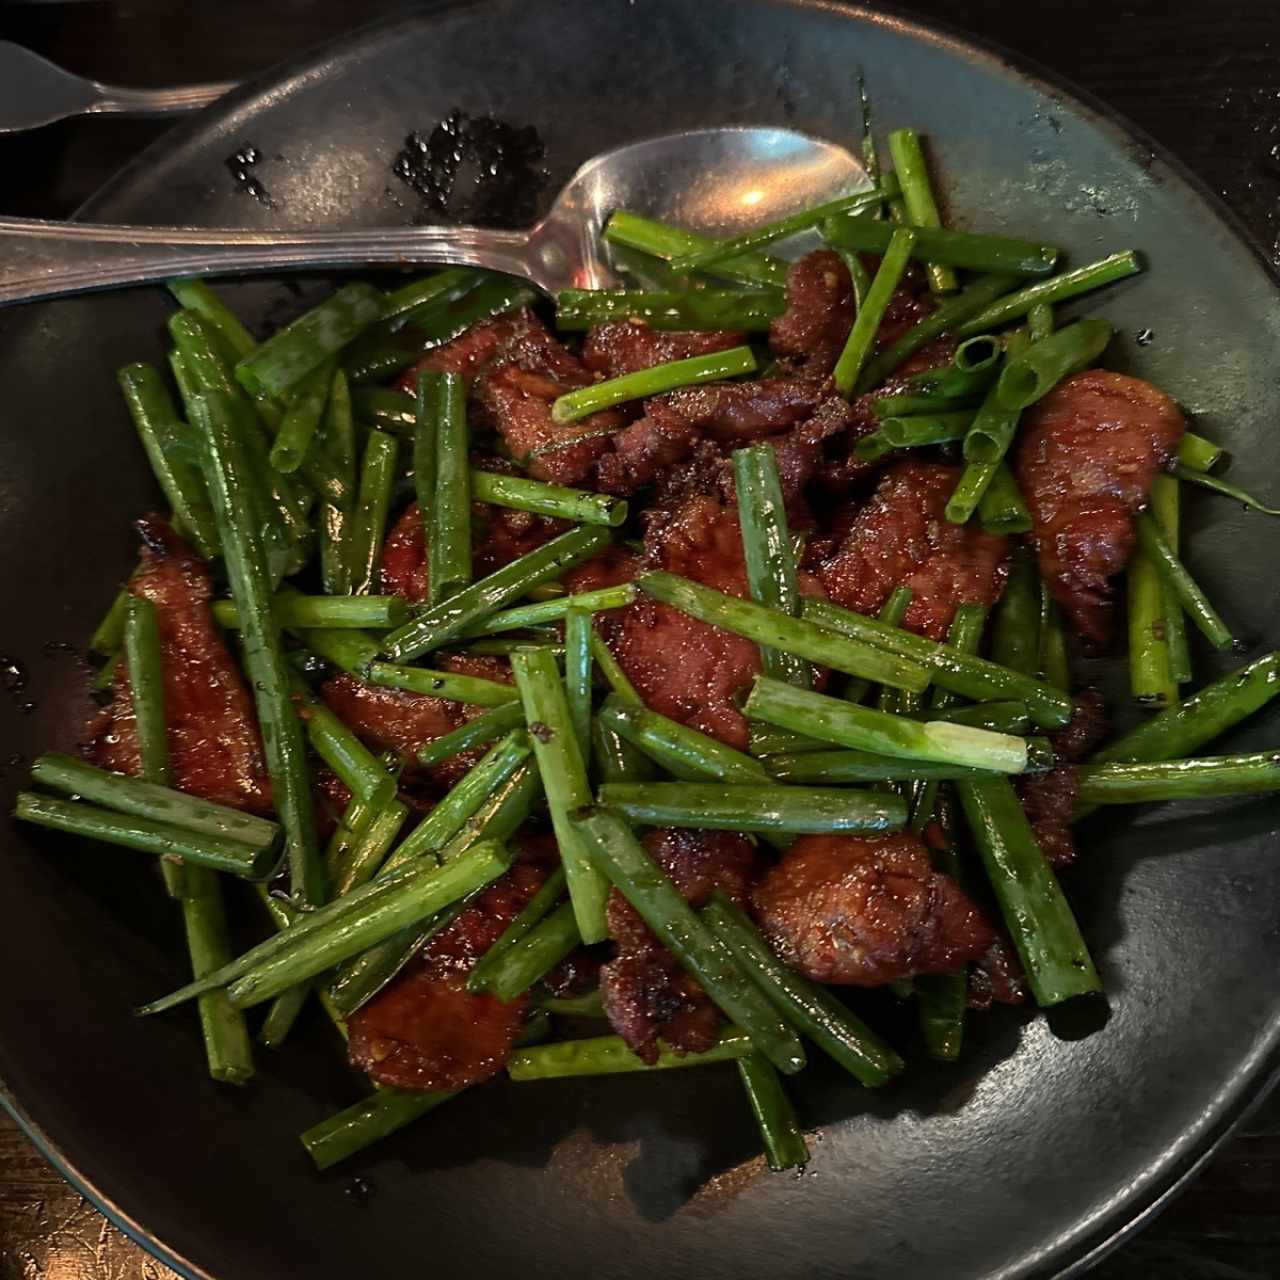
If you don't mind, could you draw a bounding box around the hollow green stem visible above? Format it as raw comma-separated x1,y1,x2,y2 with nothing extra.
511,648,608,943
235,282,385,399
577,807,805,1074
702,892,902,1087
955,775,1100,1007
832,228,917,396
508,1029,754,1080
638,572,930,694
745,676,1030,773
1135,511,1234,650
954,251,1142,337
383,526,612,662
602,211,789,289
552,346,757,423
14,793,277,878
734,442,809,687
471,470,628,527
598,782,907,833
887,128,958,293
555,288,784,332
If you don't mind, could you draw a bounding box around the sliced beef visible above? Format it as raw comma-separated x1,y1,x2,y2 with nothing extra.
379,492,567,604
1015,370,1186,651
752,833,995,987
562,545,643,595
596,377,822,496
1017,688,1110,869
320,654,512,788
397,307,621,485
347,862,546,1090
582,322,745,378
769,249,855,377
86,517,270,813
815,459,1011,639
968,936,1029,1009
398,307,585,387
587,495,824,748
610,497,762,747
601,828,763,1063
477,364,622,485
874,275,935,356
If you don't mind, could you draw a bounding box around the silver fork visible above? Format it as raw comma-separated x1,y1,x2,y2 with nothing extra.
0,41,233,134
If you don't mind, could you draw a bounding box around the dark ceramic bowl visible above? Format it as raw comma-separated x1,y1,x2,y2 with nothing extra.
1,4,1278,1278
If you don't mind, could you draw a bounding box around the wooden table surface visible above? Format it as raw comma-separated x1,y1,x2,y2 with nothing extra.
1,1,1278,1277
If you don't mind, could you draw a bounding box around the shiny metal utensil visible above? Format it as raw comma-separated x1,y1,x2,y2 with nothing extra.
0,42,233,134
0,127,865,306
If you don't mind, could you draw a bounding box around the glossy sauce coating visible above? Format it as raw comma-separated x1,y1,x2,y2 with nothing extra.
768,249,855,378
1016,369,1185,650
815,459,1011,639
400,307,621,484
1016,688,1110,868
87,517,271,812
581,321,745,378
752,833,995,986
379,492,567,604
347,862,547,1090
320,654,512,788
600,828,763,1063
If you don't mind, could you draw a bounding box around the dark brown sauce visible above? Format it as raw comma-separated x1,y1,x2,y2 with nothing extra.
0,656,28,694
225,143,276,208
393,111,547,227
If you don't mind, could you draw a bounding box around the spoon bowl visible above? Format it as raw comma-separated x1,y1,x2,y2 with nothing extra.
0,127,867,306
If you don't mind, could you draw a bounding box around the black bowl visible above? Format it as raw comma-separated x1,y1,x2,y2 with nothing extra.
1,4,1279,1278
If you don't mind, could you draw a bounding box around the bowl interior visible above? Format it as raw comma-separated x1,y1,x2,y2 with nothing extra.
1,4,1279,1279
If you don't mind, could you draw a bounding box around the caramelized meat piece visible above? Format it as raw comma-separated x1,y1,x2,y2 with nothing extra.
477,364,621,485
398,308,622,485
769,249,855,377
968,936,1028,1009
752,833,995,986
379,495,566,604
86,517,270,813
398,307,584,387
746,396,860,519
379,502,431,602
609,596,761,748
873,270,934,353
320,654,511,788
596,377,823,495
1016,370,1186,651
601,828,763,1063
562,545,642,595
816,460,1011,639
1017,688,1110,869
610,498,761,747
594,400,705,496
347,862,546,1090
582,321,744,378
580,496,826,748
650,378,822,443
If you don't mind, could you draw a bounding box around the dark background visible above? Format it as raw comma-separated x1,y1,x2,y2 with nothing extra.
0,1,1277,1277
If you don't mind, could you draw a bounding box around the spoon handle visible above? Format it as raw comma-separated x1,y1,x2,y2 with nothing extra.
86,79,239,116
0,218,537,306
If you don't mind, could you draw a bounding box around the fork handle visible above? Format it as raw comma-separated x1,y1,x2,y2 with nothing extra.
87,80,239,115
0,218,538,306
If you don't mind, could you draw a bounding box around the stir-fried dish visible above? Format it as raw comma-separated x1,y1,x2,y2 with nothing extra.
16,125,1280,1175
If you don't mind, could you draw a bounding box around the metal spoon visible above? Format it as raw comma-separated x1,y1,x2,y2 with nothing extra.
0,42,233,134
0,127,865,307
